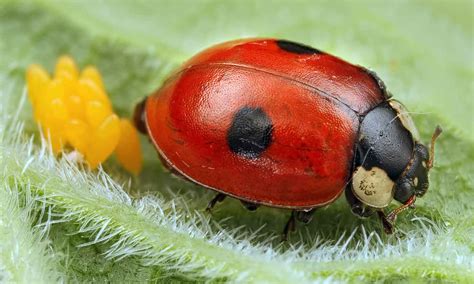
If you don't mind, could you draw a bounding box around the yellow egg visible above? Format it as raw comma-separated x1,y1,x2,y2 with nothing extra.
45,98,69,130
45,79,66,101
26,64,50,106
49,132,65,155
55,55,78,79
56,70,77,98
78,78,111,109
40,87,70,156
85,100,112,129
27,56,140,174
54,66,84,119
65,94,85,120
81,66,105,91
34,80,65,124
42,124,64,155
65,119,90,154
115,119,143,175
42,100,69,155
86,114,121,169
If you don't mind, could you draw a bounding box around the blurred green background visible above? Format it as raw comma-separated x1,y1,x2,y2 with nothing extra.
0,0,472,283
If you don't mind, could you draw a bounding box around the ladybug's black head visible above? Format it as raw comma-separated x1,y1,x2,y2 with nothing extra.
347,100,441,223
393,126,442,201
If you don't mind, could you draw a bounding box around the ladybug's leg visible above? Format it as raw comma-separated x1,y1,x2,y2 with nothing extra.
345,186,374,218
282,209,317,240
240,201,259,211
378,195,416,234
295,208,316,224
282,211,296,241
377,210,394,234
206,193,226,212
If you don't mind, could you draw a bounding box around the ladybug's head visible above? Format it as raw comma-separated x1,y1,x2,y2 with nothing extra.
347,100,442,223
393,138,436,201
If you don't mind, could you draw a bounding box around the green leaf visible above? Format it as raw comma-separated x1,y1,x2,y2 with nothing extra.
0,180,64,283
0,0,472,282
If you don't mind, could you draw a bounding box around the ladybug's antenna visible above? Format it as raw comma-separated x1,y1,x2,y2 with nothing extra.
427,125,443,170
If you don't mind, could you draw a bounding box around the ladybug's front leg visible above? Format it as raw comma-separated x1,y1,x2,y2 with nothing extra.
346,186,395,234
377,210,394,234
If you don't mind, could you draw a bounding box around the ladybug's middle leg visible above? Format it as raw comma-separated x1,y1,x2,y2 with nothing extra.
282,209,317,241
240,201,259,211
345,186,374,218
295,208,316,224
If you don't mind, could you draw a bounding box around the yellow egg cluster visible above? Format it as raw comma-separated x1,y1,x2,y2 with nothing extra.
26,56,143,175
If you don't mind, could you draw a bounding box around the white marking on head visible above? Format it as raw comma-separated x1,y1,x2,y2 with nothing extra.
389,99,420,141
414,177,419,187
352,166,395,208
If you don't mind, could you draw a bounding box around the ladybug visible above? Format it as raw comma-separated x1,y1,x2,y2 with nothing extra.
134,38,442,237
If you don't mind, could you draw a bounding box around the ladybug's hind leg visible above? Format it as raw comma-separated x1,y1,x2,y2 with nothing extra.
206,193,226,212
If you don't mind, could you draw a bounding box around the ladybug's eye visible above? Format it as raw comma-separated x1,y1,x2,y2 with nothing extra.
388,100,420,141
394,179,414,204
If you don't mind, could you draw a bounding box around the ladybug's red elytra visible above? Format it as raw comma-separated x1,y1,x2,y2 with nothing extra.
134,38,442,237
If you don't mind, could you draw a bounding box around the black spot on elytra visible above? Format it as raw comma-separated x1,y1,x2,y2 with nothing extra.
227,107,273,158
276,39,322,55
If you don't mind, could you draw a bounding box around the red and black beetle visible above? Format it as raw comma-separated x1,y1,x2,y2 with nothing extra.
134,38,442,236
